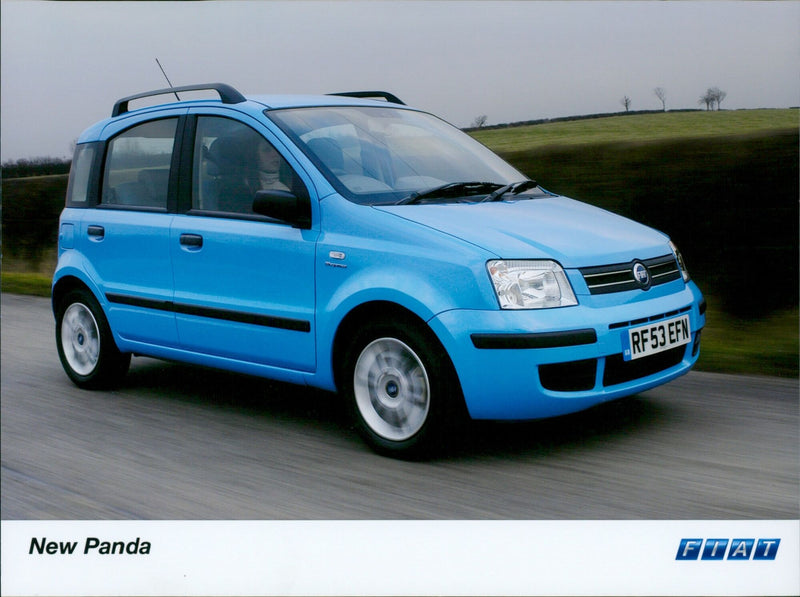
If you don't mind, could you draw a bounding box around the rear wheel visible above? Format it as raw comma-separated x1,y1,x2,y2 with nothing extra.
343,320,463,458
56,288,130,389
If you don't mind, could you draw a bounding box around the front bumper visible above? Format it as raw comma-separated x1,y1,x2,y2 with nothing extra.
429,280,705,420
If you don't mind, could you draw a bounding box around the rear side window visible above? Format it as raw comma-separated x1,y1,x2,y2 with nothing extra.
101,118,178,209
65,143,98,206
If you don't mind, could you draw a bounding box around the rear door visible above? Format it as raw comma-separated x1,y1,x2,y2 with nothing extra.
80,114,183,347
169,111,318,371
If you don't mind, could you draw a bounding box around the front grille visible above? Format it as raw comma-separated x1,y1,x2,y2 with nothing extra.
580,254,681,295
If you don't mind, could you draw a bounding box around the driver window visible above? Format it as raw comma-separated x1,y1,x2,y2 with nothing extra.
193,117,295,214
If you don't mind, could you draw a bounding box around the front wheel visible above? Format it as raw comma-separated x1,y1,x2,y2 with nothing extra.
343,322,463,458
56,288,130,389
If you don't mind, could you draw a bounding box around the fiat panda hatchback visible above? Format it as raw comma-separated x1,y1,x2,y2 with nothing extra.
54,84,705,456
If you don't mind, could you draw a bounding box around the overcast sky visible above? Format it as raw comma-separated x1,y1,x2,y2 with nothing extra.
2,1,798,161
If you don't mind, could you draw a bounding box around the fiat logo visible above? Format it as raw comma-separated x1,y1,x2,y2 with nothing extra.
633,262,651,289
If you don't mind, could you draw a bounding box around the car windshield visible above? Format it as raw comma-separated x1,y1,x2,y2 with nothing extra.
268,106,536,205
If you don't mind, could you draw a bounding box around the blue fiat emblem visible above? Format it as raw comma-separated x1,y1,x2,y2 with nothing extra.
633,262,651,288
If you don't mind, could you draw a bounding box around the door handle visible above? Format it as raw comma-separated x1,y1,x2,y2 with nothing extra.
87,225,105,240
179,233,203,248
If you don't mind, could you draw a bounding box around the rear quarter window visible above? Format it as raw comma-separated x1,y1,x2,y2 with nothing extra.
65,143,99,207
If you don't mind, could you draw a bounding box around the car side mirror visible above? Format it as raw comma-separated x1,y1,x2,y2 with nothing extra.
252,190,311,229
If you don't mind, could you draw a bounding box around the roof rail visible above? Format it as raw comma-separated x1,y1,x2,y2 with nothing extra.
328,91,405,105
112,83,246,117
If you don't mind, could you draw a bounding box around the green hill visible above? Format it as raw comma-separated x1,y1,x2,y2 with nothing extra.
470,109,798,151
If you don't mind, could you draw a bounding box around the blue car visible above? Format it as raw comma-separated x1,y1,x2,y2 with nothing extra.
53,84,705,457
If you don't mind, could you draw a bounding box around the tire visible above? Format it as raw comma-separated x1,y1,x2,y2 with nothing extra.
55,288,130,389
342,320,463,458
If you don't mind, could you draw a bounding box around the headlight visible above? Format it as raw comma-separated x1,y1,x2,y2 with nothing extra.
669,241,690,282
487,260,578,309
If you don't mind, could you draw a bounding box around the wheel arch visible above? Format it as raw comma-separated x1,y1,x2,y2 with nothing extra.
53,278,131,389
331,300,464,401
52,275,99,316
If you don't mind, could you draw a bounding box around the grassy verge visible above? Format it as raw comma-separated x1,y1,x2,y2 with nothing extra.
698,302,798,378
1,271,52,297
696,297,800,377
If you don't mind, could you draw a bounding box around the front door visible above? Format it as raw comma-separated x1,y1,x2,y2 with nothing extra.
170,114,317,372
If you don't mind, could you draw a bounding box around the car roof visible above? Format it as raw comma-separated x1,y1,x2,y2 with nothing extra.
111,84,407,117
76,85,412,143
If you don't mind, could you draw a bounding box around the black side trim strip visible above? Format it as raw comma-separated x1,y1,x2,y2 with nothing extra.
105,293,310,332
173,303,311,332
471,328,597,350
106,293,173,312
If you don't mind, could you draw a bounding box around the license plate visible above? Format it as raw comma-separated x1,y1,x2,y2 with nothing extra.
623,314,691,361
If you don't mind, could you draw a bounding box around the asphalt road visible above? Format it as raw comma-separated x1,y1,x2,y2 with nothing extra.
2,293,797,519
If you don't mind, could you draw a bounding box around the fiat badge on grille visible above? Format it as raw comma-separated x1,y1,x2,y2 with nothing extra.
633,261,651,289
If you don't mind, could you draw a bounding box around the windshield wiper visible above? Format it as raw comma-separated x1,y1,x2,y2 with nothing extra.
395,181,502,205
480,180,538,202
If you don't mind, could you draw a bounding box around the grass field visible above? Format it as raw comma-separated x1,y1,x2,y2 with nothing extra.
470,108,798,152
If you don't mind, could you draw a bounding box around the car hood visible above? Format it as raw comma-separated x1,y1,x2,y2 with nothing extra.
375,196,670,267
